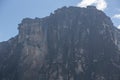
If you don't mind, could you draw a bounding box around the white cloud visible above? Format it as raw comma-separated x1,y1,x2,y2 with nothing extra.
96,0,107,11
113,14,120,19
117,25,120,29
77,0,107,11
77,0,97,7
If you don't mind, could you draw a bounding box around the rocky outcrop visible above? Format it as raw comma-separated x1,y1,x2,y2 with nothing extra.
0,6,120,80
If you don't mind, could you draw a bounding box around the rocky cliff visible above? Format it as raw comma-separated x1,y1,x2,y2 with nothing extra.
0,6,120,80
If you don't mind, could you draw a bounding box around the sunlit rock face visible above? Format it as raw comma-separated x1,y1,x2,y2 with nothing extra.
0,6,120,80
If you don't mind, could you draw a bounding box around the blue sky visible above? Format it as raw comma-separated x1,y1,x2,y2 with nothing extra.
0,0,120,42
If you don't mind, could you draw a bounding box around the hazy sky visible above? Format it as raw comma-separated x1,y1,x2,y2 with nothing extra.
0,0,120,42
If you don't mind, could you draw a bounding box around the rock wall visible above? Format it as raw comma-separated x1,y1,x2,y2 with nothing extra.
0,6,120,80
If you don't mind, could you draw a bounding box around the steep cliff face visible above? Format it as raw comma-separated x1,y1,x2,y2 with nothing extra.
0,6,120,80
17,18,48,80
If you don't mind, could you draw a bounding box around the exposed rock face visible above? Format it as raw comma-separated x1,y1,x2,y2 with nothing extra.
0,6,120,80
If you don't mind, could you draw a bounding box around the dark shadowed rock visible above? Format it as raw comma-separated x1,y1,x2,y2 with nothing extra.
0,6,120,80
